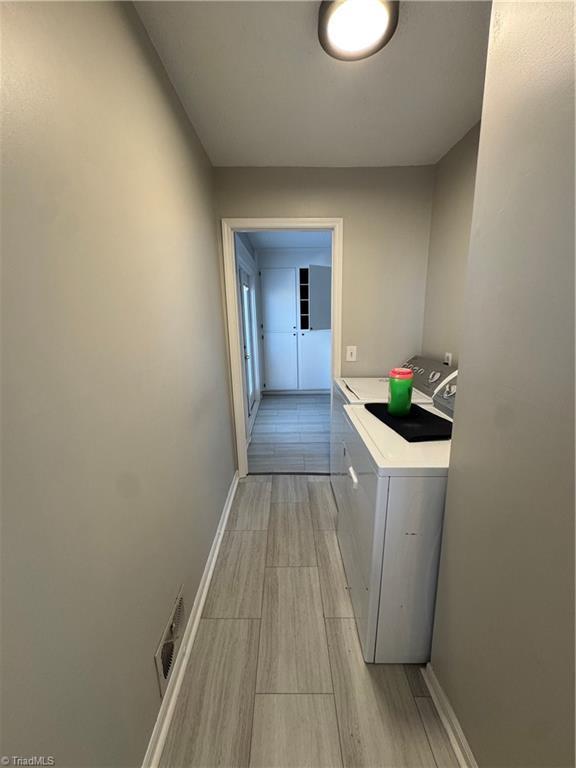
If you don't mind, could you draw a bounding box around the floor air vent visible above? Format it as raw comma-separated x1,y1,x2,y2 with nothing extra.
154,587,185,698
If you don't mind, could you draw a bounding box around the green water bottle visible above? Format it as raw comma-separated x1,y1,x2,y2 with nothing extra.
388,368,414,416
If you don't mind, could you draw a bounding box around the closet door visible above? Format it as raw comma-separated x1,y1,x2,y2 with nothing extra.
309,265,332,330
261,268,298,390
261,269,297,331
298,330,331,390
263,332,298,390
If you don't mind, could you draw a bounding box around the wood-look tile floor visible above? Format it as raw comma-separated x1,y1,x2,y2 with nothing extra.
161,475,460,768
248,394,331,474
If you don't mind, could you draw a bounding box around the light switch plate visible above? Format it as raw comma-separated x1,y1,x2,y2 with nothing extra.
346,345,357,362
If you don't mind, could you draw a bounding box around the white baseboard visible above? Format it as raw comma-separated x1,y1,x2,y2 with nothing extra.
141,471,239,768
264,389,330,395
421,663,478,768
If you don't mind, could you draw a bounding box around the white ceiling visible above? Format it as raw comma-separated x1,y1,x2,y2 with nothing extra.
137,1,491,167
243,230,332,250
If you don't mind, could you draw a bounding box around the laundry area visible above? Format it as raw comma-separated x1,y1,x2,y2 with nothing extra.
2,2,573,768
331,356,457,665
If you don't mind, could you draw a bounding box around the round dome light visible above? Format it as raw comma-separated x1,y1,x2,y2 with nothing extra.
318,0,399,61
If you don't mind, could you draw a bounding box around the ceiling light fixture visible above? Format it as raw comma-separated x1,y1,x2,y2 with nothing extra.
318,0,399,61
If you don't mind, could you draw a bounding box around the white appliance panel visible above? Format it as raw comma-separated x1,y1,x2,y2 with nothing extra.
340,429,386,663
345,405,451,476
330,381,348,509
376,476,446,662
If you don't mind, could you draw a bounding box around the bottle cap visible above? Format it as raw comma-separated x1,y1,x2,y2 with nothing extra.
389,367,414,380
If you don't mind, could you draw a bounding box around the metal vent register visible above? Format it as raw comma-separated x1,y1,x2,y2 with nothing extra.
154,587,185,698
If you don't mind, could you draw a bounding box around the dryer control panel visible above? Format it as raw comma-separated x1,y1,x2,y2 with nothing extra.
402,355,457,399
433,375,458,419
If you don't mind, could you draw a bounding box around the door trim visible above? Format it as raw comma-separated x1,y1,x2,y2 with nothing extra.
222,217,343,477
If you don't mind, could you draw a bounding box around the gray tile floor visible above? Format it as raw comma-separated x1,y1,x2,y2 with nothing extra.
160,476,459,768
248,393,331,474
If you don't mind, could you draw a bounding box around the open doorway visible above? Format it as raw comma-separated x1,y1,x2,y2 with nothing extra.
222,218,343,477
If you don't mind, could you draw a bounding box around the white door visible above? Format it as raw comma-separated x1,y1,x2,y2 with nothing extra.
261,269,297,331
263,332,298,390
309,265,332,331
238,268,257,420
261,268,298,390
298,330,331,389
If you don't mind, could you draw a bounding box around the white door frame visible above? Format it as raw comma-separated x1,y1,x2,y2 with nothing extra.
222,217,343,477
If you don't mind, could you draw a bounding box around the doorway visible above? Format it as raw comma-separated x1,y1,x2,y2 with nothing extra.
222,218,343,477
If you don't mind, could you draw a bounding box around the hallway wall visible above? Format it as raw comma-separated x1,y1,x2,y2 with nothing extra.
256,247,331,269
215,167,435,376
0,3,235,765
422,123,480,365
431,3,574,765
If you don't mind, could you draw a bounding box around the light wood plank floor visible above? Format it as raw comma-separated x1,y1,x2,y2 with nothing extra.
160,475,459,768
248,394,331,474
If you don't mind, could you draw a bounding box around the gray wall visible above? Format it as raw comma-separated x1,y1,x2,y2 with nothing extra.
257,248,332,269
422,124,480,364
215,167,435,376
431,3,574,766
0,3,235,766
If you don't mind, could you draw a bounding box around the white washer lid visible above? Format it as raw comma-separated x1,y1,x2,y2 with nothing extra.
344,403,450,477
341,377,433,404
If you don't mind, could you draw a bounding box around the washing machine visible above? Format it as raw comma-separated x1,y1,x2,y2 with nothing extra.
329,356,458,663
330,355,457,511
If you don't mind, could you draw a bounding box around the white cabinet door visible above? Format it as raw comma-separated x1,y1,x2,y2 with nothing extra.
297,330,331,390
261,269,297,332
262,332,298,390
309,265,332,330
